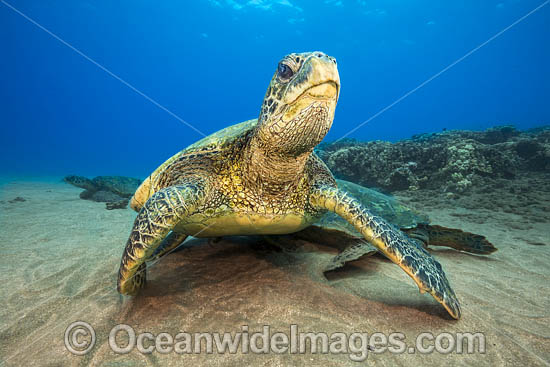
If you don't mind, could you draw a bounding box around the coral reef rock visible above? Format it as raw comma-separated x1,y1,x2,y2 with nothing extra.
317,125,550,193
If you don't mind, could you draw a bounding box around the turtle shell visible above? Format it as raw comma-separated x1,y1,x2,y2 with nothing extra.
131,119,258,211
91,176,142,198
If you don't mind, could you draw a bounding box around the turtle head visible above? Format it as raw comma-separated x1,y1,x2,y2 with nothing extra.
255,51,340,157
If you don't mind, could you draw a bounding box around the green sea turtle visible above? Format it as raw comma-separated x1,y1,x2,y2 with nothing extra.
271,178,496,272
118,51,461,319
64,175,141,209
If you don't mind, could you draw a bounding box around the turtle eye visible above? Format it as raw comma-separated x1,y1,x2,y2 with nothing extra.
277,62,294,80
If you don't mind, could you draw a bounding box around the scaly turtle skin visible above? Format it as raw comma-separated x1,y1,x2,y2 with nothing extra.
273,178,496,272
118,52,461,319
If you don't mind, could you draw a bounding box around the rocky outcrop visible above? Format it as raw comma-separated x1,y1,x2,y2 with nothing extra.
317,125,550,193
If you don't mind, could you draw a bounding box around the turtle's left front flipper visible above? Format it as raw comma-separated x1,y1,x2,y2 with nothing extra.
309,185,461,319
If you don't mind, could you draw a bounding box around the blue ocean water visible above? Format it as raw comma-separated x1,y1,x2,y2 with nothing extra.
2,0,549,177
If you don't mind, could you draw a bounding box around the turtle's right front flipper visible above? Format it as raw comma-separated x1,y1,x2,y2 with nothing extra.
117,180,207,296
309,185,461,319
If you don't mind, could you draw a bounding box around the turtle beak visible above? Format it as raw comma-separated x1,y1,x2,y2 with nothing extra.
306,52,340,101
284,52,340,105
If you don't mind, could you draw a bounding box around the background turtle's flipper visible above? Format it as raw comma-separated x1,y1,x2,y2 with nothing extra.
310,186,461,319
404,224,497,255
117,182,206,296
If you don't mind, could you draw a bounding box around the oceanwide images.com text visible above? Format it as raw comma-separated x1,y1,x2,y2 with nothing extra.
65,322,486,361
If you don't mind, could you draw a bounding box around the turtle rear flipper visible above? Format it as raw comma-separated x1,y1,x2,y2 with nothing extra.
274,226,379,272
323,239,377,272
405,224,497,255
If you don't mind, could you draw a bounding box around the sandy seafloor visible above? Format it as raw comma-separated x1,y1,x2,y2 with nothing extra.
0,175,549,366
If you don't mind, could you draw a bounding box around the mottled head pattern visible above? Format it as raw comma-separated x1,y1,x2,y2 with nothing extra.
254,51,340,157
